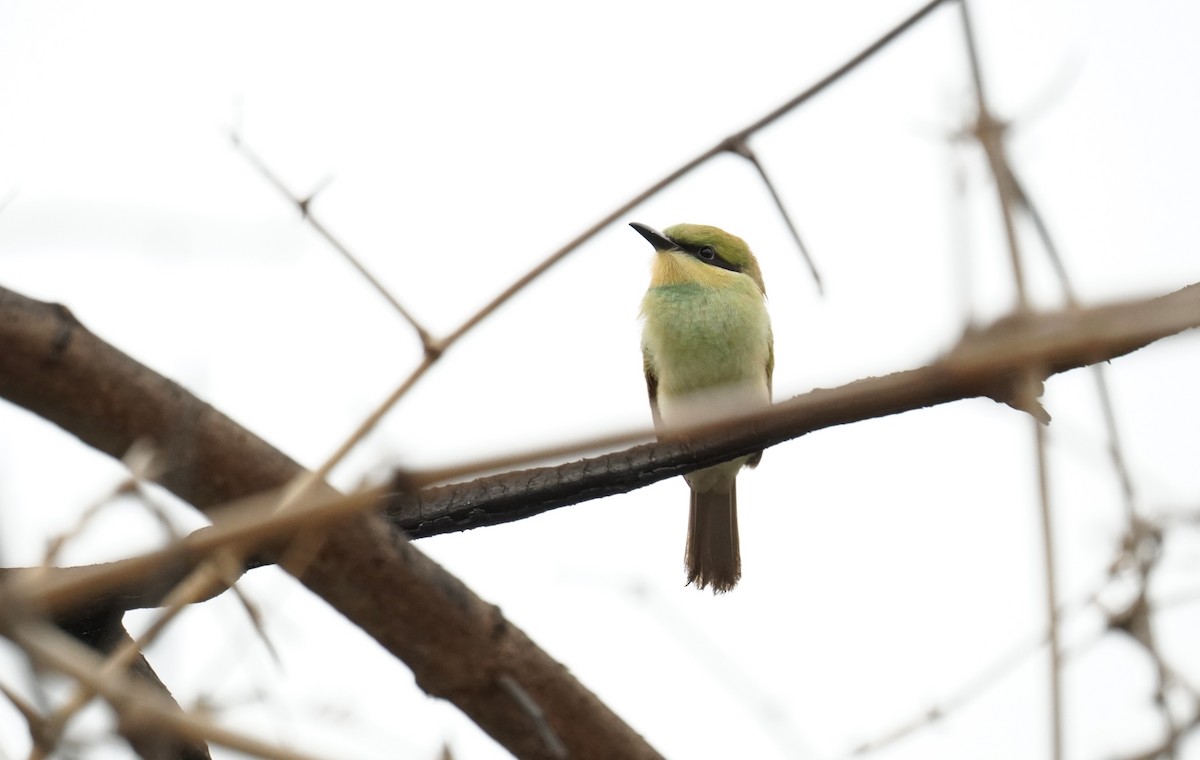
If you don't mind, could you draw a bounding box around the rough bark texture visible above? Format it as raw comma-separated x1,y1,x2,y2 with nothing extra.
0,284,662,760
386,282,1200,537
3,280,1198,757
53,606,212,759
10,282,1200,613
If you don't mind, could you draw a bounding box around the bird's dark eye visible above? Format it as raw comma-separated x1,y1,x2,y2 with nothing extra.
698,246,716,260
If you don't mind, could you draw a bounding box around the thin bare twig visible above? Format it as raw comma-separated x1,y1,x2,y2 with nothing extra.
0,4,1181,756
724,138,823,293
11,488,385,618
70,310,429,746
1093,364,1139,525
1032,375,1064,760
0,682,49,754
393,282,1200,536
1104,519,1198,758
3,277,1197,757
14,281,1199,624
232,0,952,536
290,353,436,503
845,571,1118,758
1006,169,1140,525
36,560,230,754
6,280,1194,630
39,440,167,570
443,0,948,348
957,2,1060,757
1,225,662,760
959,0,1028,309
848,635,1043,755
4,611,323,760
229,132,435,351
955,11,1155,747
965,24,1151,757
627,583,820,759
82,332,429,735
31,447,275,752
1119,715,1200,760
1008,171,1077,304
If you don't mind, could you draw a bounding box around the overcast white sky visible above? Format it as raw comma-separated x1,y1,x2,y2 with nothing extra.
2,1,1200,758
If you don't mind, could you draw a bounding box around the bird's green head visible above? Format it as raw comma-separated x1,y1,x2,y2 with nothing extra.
630,222,766,295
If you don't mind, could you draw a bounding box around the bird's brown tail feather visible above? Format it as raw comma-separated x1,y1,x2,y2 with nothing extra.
685,487,741,593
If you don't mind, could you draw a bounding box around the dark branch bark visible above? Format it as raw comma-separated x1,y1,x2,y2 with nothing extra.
0,284,662,760
51,610,212,759
388,282,1200,537
2,281,1197,757
8,282,1200,615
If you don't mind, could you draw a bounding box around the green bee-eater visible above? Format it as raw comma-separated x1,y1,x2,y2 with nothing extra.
633,222,774,593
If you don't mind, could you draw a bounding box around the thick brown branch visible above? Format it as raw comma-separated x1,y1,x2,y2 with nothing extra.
79,623,213,760
8,282,1199,615
388,283,1200,537
2,279,1196,756
8,280,1199,593
0,284,662,760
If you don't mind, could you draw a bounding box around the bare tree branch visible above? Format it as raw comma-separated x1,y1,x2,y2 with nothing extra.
7,281,1198,620
390,281,1200,537
77,625,213,760
2,276,1196,759
0,283,663,760
0,2,1189,757
221,0,952,510
229,132,436,352
441,0,950,349
957,2,1060,755
2,608,307,760
724,138,822,293
959,0,1027,307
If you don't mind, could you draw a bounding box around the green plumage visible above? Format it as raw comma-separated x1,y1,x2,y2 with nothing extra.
632,222,774,593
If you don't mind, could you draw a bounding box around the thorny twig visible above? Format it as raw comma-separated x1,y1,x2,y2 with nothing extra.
6,1,1193,757
108,7,965,705
4,610,322,760
723,137,822,293
957,3,1060,759
26,446,279,758
953,0,1161,756
231,0,949,502
13,281,1200,621
229,133,435,352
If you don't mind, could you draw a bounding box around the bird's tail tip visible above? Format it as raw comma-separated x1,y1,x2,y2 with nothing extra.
685,487,741,593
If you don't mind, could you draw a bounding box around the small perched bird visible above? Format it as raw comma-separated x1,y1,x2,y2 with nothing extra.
633,222,773,593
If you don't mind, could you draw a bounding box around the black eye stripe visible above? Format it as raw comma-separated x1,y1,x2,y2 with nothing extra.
675,241,739,273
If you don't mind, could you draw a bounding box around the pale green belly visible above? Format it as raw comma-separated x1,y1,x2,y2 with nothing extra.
641,282,771,426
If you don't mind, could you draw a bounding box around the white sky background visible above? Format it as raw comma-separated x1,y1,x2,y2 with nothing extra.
1,0,1199,758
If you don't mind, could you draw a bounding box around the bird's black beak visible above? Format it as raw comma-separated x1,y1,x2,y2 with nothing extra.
630,222,677,252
